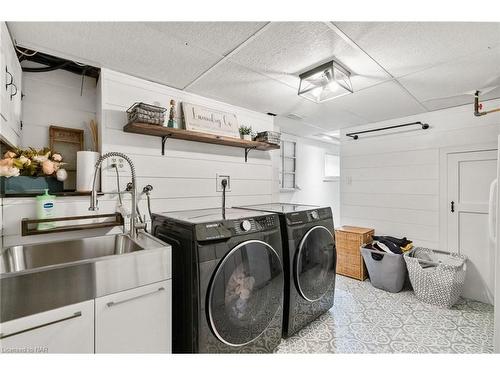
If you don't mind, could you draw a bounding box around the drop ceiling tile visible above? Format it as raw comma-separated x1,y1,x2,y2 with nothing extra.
336,22,500,78
145,22,267,56
275,116,324,137
187,59,308,115
8,22,223,89
229,22,390,91
287,100,368,131
187,59,368,130
333,81,426,122
398,46,500,110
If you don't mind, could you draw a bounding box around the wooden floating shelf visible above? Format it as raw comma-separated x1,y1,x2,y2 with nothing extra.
123,122,280,162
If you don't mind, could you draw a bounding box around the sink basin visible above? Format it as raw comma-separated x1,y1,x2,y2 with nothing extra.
1,234,143,274
1,232,170,323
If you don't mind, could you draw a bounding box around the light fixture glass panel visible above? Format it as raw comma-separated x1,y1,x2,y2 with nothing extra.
298,60,353,103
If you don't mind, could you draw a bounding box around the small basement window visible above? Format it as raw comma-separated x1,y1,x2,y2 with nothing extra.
280,140,297,190
324,153,340,181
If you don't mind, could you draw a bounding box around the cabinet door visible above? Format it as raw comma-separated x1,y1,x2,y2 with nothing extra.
95,280,171,353
0,300,94,353
0,22,11,123
9,47,22,136
0,21,20,147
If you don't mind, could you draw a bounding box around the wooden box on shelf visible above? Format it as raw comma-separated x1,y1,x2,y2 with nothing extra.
334,226,374,281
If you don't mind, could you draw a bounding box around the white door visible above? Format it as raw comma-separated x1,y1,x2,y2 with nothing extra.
0,300,94,353
95,280,171,353
447,149,497,304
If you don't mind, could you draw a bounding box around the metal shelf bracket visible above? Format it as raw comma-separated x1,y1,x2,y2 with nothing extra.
244,147,256,162
161,136,168,156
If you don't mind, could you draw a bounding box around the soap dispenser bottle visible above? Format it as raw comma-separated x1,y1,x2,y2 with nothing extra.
36,189,56,230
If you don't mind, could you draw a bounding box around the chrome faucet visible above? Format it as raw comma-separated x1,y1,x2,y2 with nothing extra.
89,152,144,239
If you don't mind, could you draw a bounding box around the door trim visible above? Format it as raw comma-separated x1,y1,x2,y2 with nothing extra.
438,142,498,251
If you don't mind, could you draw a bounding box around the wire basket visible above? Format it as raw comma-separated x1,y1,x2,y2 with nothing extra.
254,131,281,145
404,247,467,308
127,102,167,125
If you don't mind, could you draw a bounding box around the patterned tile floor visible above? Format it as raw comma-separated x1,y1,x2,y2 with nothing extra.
276,275,494,353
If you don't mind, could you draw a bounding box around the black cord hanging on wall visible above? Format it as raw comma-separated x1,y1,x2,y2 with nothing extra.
346,121,429,140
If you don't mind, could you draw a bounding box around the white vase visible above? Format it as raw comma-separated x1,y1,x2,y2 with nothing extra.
242,134,252,141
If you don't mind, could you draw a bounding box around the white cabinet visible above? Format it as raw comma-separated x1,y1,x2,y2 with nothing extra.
0,21,22,148
0,300,94,353
95,280,171,353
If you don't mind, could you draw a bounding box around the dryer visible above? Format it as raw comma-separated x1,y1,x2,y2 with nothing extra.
236,203,336,337
152,208,284,353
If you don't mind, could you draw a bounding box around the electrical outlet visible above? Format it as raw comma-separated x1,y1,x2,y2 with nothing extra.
107,157,126,170
216,174,231,192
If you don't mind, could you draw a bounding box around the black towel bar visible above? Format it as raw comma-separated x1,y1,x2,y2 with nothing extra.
346,121,429,140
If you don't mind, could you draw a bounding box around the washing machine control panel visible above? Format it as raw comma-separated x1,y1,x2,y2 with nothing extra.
240,220,252,232
195,215,278,240
233,215,277,235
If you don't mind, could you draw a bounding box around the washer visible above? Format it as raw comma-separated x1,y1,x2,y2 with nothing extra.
152,208,284,353
235,203,336,337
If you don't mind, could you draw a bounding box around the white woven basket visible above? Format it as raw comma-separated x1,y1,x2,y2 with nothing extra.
404,247,467,308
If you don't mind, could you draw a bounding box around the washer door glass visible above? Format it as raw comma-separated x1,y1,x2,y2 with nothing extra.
208,240,283,347
295,226,336,302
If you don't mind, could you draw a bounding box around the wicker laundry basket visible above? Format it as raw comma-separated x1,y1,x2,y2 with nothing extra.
404,247,467,308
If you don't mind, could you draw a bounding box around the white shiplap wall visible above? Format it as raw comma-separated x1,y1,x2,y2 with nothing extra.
20,65,97,149
2,68,98,247
1,68,277,247
99,69,278,222
277,133,341,225
340,98,500,249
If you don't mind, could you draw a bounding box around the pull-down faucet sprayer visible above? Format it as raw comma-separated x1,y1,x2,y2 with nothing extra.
89,152,143,239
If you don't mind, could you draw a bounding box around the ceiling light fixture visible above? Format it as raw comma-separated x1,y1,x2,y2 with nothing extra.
298,60,353,103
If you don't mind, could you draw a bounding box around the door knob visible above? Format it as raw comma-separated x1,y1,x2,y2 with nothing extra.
451,201,455,213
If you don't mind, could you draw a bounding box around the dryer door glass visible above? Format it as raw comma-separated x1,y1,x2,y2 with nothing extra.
295,226,336,302
208,240,283,347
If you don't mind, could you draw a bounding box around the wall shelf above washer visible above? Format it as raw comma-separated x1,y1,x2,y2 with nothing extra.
123,122,280,162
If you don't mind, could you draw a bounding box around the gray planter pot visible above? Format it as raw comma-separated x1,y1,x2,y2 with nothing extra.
0,176,64,195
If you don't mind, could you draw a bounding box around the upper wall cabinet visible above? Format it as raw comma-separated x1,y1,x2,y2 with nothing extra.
0,22,22,148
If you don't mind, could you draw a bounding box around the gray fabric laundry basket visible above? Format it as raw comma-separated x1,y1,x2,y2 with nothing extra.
404,247,467,308
361,246,408,293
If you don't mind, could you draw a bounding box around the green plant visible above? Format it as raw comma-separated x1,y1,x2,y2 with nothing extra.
239,125,252,135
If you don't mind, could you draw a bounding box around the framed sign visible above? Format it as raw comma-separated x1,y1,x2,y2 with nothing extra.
182,102,239,138
49,125,84,191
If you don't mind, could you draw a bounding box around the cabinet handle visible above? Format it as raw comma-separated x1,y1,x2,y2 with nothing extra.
0,312,82,340
5,67,13,90
9,83,18,100
106,287,165,308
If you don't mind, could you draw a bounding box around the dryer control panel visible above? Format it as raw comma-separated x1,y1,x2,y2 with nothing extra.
285,207,332,225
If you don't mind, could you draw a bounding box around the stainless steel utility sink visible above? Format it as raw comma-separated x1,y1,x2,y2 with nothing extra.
1,234,143,274
1,231,170,323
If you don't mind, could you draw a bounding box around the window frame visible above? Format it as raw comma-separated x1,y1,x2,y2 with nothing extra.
323,153,340,182
280,139,298,191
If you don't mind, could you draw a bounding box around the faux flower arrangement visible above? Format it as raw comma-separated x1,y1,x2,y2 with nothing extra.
0,147,68,181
